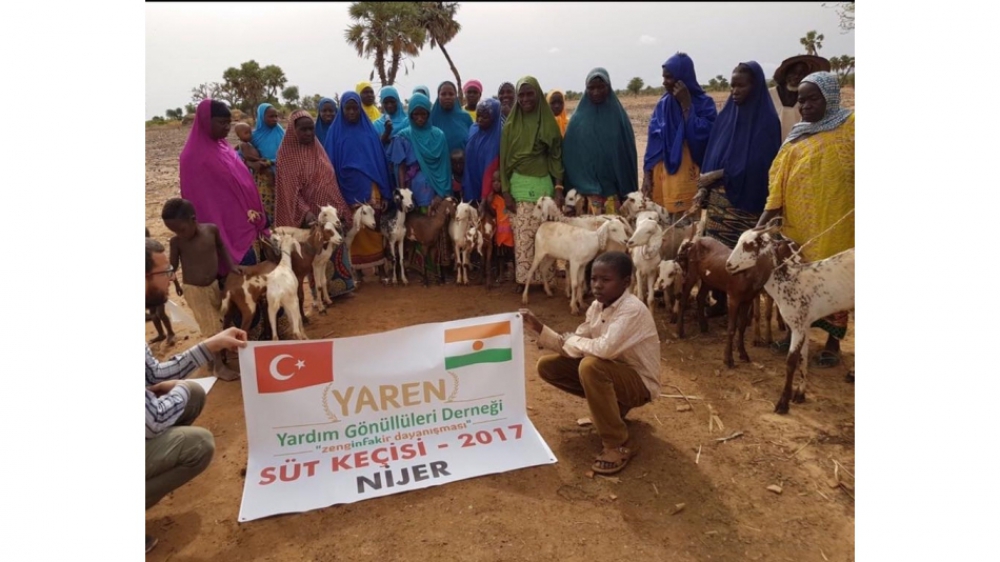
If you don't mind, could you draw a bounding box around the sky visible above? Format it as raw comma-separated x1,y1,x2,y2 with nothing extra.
145,2,854,119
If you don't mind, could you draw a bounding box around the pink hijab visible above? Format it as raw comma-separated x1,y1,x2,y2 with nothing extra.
179,100,268,275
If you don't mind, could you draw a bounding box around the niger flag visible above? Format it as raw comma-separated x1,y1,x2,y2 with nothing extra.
444,320,512,370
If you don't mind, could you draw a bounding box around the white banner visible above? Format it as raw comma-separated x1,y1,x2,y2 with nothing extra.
236,312,556,522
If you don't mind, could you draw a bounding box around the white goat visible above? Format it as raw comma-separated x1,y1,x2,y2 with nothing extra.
317,205,342,231
626,217,664,308
267,233,308,341
380,188,415,285
449,202,478,285
726,220,855,414
344,204,376,249
654,259,685,323
521,220,629,315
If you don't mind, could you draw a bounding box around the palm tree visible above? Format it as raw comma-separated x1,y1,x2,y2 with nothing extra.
800,30,825,56
832,55,855,86
345,2,426,86
417,2,463,104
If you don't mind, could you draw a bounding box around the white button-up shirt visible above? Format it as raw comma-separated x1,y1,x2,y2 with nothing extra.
537,290,661,399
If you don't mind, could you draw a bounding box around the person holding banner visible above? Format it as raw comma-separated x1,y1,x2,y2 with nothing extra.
520,251,660,475
145,237,249,554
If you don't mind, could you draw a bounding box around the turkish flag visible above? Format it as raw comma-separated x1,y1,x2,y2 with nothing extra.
254,341,334,394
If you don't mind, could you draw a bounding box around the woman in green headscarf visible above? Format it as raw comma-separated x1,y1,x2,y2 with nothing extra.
500,76,564,288
563,68,638,215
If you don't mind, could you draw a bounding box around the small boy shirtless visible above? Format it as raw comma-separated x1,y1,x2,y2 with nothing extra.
145,227,175,346
485,169,515,282
235,122,276,225
161,198,242,381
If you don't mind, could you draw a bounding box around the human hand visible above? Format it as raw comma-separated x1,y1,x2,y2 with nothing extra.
302,212,318,227
204,327,248,353
385,119,393,134
519,308,544,334
673,80,692,112
553,187,565,208
230,265,245,276
148,380,181,397
503,193,516,214
641,173,652,197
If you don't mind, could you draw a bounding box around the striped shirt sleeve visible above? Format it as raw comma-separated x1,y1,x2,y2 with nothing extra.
146,385,191,439
146,343,211,385
145,343,211,439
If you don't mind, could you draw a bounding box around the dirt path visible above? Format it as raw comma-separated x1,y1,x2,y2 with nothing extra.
145,100,854,560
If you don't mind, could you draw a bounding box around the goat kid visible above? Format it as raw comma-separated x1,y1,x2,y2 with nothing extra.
449,202,478,285
626,217,664,308
273,221,342,318
265,233,308,341
379,188,415,285
405,196,457,287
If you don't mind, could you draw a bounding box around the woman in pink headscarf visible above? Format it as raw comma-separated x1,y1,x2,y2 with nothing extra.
179,99,270,272
463,79,483,120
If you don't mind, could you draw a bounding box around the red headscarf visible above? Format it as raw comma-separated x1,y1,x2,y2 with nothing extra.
274,110,352,228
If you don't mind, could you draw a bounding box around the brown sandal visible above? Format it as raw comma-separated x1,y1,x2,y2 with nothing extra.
592,444,637,475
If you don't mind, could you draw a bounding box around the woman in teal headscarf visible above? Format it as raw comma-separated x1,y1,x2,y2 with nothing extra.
499,75,564,288
430,81,474,153
252,103,284,161
388,93,454,282
314,97,338,142
563,68,638,215
251,103,285,224
373,86,410,144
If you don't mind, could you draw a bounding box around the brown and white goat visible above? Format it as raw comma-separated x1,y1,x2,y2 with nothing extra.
727,220,855,414
674,221,771,369
405,196,457,286
273,221,342,320
221,260,277,338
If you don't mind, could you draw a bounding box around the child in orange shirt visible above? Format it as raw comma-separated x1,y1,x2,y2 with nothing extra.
485,170,515,282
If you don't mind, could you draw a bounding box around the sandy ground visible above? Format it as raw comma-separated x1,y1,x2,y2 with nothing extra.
145,93,855,561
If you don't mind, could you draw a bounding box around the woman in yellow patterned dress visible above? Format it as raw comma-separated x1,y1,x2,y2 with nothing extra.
757,71,854,367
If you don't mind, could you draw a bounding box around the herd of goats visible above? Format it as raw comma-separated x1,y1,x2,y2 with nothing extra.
217,187,855,415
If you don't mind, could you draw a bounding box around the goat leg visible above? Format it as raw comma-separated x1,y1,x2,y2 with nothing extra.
764,294,774,344
695,283,710,334
297,282,310,325
737,300,752,363
752,296,763,346
776,330,806,414
311,264,328,314
724,297,737,368
793,335,809,404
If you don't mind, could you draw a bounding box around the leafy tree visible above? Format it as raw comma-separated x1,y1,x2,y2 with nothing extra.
829,55,856,86
184,103,197,115
282,86,300,106
262,65,288,103
301,94,323,112
164,108,184,120
800,30,825,56
627,77,644,96
345,2,426,86
416,2,463,104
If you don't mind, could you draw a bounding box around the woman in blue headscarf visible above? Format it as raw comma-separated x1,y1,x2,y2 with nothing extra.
563,67,638,215
388,93,453,282
373,86,410,144
314,97,338,143
252,103,285,161
461,97,502,204
697,61,781,249
325,91,393,275
430,81,474,153
642,53,717,217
